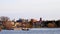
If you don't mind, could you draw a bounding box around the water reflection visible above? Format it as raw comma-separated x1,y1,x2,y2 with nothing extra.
0,28,60,34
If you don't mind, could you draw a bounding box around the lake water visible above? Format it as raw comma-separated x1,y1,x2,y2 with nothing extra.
0,28,60,34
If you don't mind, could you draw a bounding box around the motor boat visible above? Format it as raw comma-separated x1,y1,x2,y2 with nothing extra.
22,28,29,31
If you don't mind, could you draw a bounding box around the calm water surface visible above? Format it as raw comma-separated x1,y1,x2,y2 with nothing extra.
0,28,60,34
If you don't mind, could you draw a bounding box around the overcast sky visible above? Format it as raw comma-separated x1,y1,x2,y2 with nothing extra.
0,0,60,20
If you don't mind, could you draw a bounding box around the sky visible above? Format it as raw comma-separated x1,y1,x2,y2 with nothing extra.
0,0,60,20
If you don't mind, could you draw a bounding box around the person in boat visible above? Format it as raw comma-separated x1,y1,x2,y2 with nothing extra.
22,22,29,31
